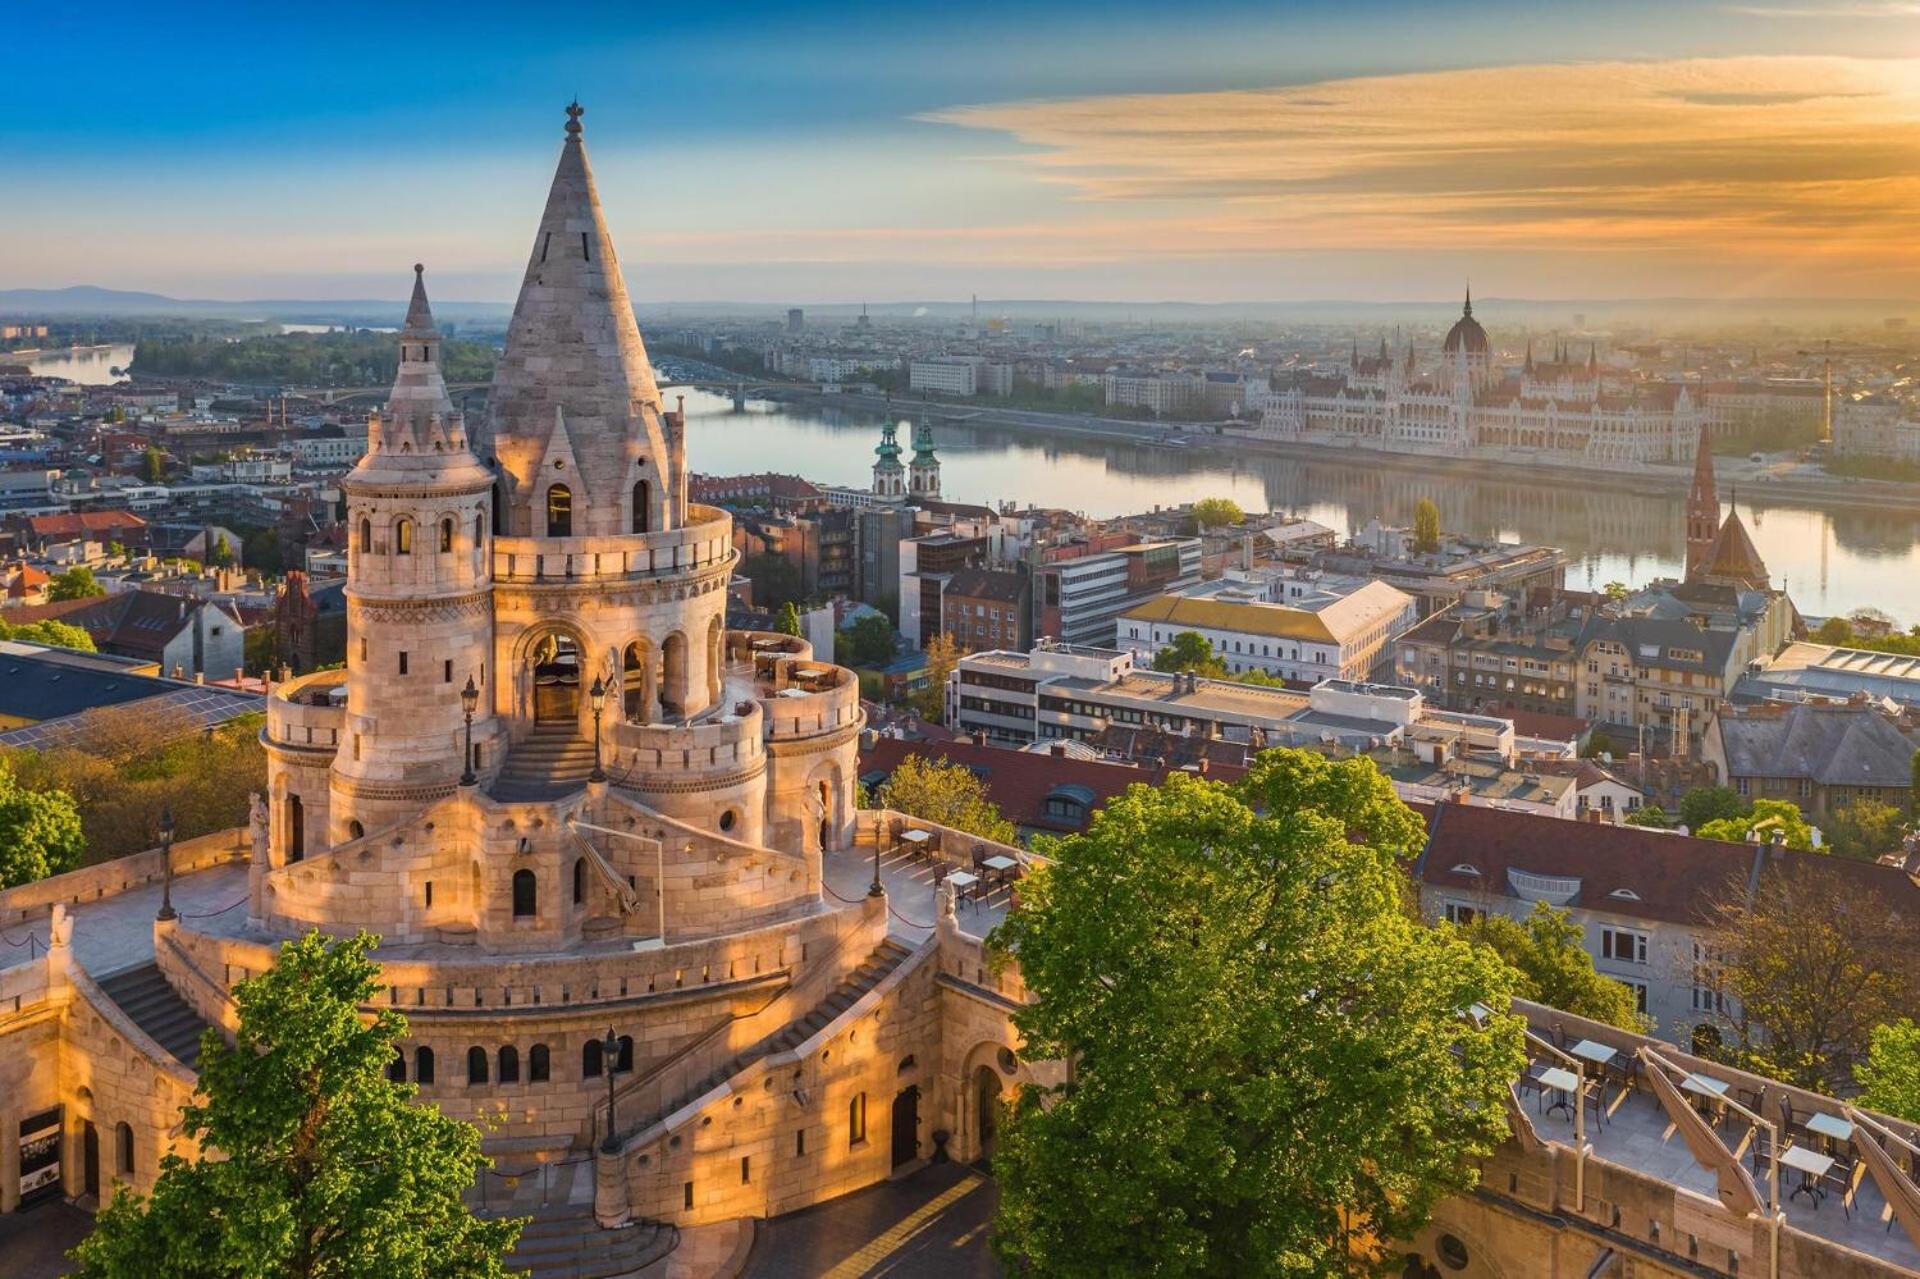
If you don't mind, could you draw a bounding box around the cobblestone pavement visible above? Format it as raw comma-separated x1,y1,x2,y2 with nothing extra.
743,1162,1000,1279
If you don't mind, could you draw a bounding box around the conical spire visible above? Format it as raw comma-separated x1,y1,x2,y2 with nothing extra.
1462,284,1472,318
486,102,672,538
381,265,455,452
402,263,436,337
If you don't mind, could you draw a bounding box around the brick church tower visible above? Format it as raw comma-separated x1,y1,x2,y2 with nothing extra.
1684,422,1720,581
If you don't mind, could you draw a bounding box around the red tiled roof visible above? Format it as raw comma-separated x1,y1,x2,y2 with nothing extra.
26,511,147,539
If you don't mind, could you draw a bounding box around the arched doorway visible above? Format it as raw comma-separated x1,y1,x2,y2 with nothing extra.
81,1120,99,1199
817,779,832,854
659,632,687,718
622,641,655,724
891,1085,920,1168
972,1065,1003,1164
632,480,650,534
528,631,581,724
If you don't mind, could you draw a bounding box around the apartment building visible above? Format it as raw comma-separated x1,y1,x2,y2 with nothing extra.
1033,538,1202,646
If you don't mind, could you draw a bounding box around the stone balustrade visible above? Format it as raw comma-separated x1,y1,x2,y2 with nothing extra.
609,703,764,779
265,669,349,752
0,829,249,930
759,661,860,743
492,504,734,585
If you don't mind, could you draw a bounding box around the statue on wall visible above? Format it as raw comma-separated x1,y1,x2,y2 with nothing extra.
249,792,269,865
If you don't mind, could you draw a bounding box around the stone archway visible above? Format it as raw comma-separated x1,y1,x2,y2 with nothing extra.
622,640,656,724
958,1039,1025,1166
659,632,688,719
971,1065,1003,1164
706,616,724,705
528,630,581,724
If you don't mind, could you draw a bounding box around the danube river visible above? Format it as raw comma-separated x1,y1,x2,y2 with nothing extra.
20,343,135,385
680,389,1920,627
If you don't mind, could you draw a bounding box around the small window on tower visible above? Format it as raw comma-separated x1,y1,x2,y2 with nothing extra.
399,652,409,676
439,518,453,553
394,519,413,555
444,660,453,683
581,232,590,261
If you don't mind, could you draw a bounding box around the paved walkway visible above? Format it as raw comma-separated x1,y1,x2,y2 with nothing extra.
821,844,1012,946
743,1163,999,1279
0,863,250,978
0,1201,90,1278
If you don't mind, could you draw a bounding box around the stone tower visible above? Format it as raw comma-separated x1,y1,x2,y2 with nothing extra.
481,102,684,542
1684,422,1719,580
872,422,906,502
907,420,940,500
332,266,500,840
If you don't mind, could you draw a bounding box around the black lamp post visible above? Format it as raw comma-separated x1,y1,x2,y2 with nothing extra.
156,806,177,922
459,675,479,786
599,1025,621,1152
588,675,607,783
869,823,884,898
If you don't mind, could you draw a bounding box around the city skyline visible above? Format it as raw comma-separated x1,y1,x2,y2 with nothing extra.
14,2,1920,303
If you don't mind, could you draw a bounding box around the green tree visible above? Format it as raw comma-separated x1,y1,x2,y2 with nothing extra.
742,551,802,612
141,446,167,483
71,931,522,1279
0,618,96,651
48,566,106,601
911,632,962,724
1858,1019,1920,1123
989,753,1526,1277
0,757,85,889
1151,629,1226,677
1602,581,1629,602
1457,902,1645,1030
1622,804,1671,829
1696,798,1815,850
208,533,235,569
874,754,1017,844
1190,496,1244,529
1822,798,1907,861
1412,497,1442,553
1582,729,1616,760
1813,617,1854,646
774,600,803,637
837,613,897,669
1679,785,1750,831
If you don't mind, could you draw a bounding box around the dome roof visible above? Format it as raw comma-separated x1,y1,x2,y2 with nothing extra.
1442,288,1490,357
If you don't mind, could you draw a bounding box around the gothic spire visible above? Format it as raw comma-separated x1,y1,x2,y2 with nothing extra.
1463,284,1472,318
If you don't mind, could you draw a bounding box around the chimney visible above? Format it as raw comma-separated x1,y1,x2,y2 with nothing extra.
1050,743,1066,758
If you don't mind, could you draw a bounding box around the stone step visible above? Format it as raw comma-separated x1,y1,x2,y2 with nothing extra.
498,1210,675,1279
96,963,213,1070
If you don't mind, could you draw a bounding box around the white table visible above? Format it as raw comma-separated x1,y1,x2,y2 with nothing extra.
1780,1144,1837,1205
983,854,1018,873
1805,1112,1854,1144
900,829,932,847
1682,1073,1731,1099
947,870,979,909
1570,1039,1618,1067
1536,1067,1580,1120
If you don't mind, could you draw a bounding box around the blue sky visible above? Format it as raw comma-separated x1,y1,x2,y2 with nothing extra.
9,1,1920,302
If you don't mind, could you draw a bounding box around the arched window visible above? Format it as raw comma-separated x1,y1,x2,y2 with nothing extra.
415,1046,436,1085
546,484,572,537
394,518,413,555
631,480,650,534
512,868,537,918
386,1049,407,1083
491,483,502,536
466,1046,488,1086
849,1092,867,1146
572,857,585,906
347,819,364,841
475,512,485,549
498,1045,520,1084
529,1043,550,1083
616,1035,634,1074
439,518,454,552
287,794,304,863
358,517,371,553
582,1038,604,1078
116,1122,134,1176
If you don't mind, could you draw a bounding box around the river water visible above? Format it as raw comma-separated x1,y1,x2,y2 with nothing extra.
20,342,136,385
680,388,1920,627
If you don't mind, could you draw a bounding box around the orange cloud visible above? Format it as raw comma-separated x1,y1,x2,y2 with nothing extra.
920,57,1920,290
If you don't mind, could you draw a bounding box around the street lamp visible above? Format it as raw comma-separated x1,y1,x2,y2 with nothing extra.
156,806,177,921
459,675,480,786
588,675,607,783
599,1025,621,1152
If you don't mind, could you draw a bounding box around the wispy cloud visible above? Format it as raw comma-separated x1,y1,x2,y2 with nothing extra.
1721,2,1920,17
918,57,1920,293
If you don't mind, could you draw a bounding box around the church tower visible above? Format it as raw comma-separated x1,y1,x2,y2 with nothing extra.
1684,422,1720,580
333,267,499,838
481,102,684,541
872,422,906,502
907,420,940,500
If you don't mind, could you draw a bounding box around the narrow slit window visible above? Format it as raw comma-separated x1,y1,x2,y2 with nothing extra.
581,232,590,261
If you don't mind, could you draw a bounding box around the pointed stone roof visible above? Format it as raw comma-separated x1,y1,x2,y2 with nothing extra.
485,102,670,537
344,266,489,493
402,263,436,337
1699,507,1770,590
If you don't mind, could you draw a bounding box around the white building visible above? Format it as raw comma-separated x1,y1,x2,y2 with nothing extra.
910,357,1012,397
1104,368,1200,415
1116,570,1418,685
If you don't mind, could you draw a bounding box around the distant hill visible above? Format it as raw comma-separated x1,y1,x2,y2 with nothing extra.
0,285,510,327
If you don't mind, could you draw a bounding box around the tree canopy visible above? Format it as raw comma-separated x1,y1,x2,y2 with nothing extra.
1679,785,1749,831
71,931,521,1279
873,754,1018,844
1191,497,1244,529
0,757,85,889
1821,798,1907,862
1152,630,1226,677
912,632,963,723
1858,1019,1920,1124
989,751,1526,1277
1411,498,1442,553
774,601,803,638
1622,804,1671,829
49,566,106,601
0,618,95,651
1695,798,1815,850
836,613,897,669
1456,902,1645,1031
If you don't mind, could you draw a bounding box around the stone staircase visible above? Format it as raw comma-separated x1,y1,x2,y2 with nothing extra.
96,963,214,1070
499,1204,676,1279
620,938,917,1146
491,726,597,801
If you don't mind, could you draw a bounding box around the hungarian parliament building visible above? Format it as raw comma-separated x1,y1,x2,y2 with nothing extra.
1251,294,1709,466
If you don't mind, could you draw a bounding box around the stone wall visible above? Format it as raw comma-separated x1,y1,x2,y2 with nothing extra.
0,828,247,930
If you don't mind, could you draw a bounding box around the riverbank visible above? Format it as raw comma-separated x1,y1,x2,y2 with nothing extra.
769,388,1920,516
